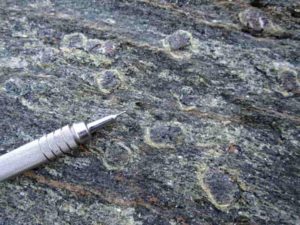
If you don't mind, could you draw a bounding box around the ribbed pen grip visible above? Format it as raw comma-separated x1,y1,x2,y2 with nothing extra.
38,125,79,161
0,125,79,181
0,114,119,182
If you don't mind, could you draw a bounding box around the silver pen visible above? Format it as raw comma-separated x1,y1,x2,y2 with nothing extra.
0,112,125,182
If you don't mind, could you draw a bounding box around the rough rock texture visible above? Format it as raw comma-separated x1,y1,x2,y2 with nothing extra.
0,1,299,225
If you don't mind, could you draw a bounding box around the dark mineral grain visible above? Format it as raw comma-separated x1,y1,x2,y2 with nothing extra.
0,1,299,225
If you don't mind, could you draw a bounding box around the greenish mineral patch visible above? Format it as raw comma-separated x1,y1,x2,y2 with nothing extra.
62,48,112,68
61,33,88,49
0,0,299,224
197,166,240,211
95,70,123,94
102,142,133,171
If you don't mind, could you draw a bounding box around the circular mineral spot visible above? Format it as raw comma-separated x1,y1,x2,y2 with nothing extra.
180,86,194,95
164,30,192,51
95,70,122,94
4,78,31,96
239,8,271,33
178,86,198,108
102,142,132,170
150,125,183,144
4,78,22,96
145,123,185,148
279,69,299,93
61,33,87,49
200,169,240,210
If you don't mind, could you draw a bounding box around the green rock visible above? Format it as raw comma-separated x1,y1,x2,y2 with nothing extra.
0,0,299,224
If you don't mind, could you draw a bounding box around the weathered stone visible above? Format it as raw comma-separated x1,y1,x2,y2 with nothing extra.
201,169,240,210
145,123,185,148
238,8,283,36
0,0,299,224
95,70,122,94
150,125,182,143
4,78,24,96
239,8,271,32
279,69,300,93
163,30,192,51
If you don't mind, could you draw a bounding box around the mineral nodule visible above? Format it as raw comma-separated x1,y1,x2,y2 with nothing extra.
0,0,299,225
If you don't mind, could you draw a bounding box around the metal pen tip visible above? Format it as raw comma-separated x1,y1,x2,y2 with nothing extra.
87,111,126,134
113,111,126,118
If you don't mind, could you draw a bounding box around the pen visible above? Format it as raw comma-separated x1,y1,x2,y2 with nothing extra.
0,112,125,182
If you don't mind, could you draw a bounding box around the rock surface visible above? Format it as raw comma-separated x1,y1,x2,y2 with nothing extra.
0,1,299,225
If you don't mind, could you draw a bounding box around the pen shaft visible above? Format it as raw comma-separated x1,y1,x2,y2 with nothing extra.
0,125,79,181
0,140,48,181
0,113,124,182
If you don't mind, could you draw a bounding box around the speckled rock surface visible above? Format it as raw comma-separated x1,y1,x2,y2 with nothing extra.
0,1,299,225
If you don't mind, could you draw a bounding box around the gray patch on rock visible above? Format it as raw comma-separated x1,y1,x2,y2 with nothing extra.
102,142,132,170
198,168,240,211
95,70,122,94
279,69,300,93
164,30,192,51
238,8,283,36
239,8,271,32
150,125,183,145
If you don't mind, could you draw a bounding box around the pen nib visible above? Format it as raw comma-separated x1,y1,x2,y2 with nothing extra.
87,111,126,134
113,111,126,119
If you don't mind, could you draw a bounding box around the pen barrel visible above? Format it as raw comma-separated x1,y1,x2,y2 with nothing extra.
0,125,79,182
